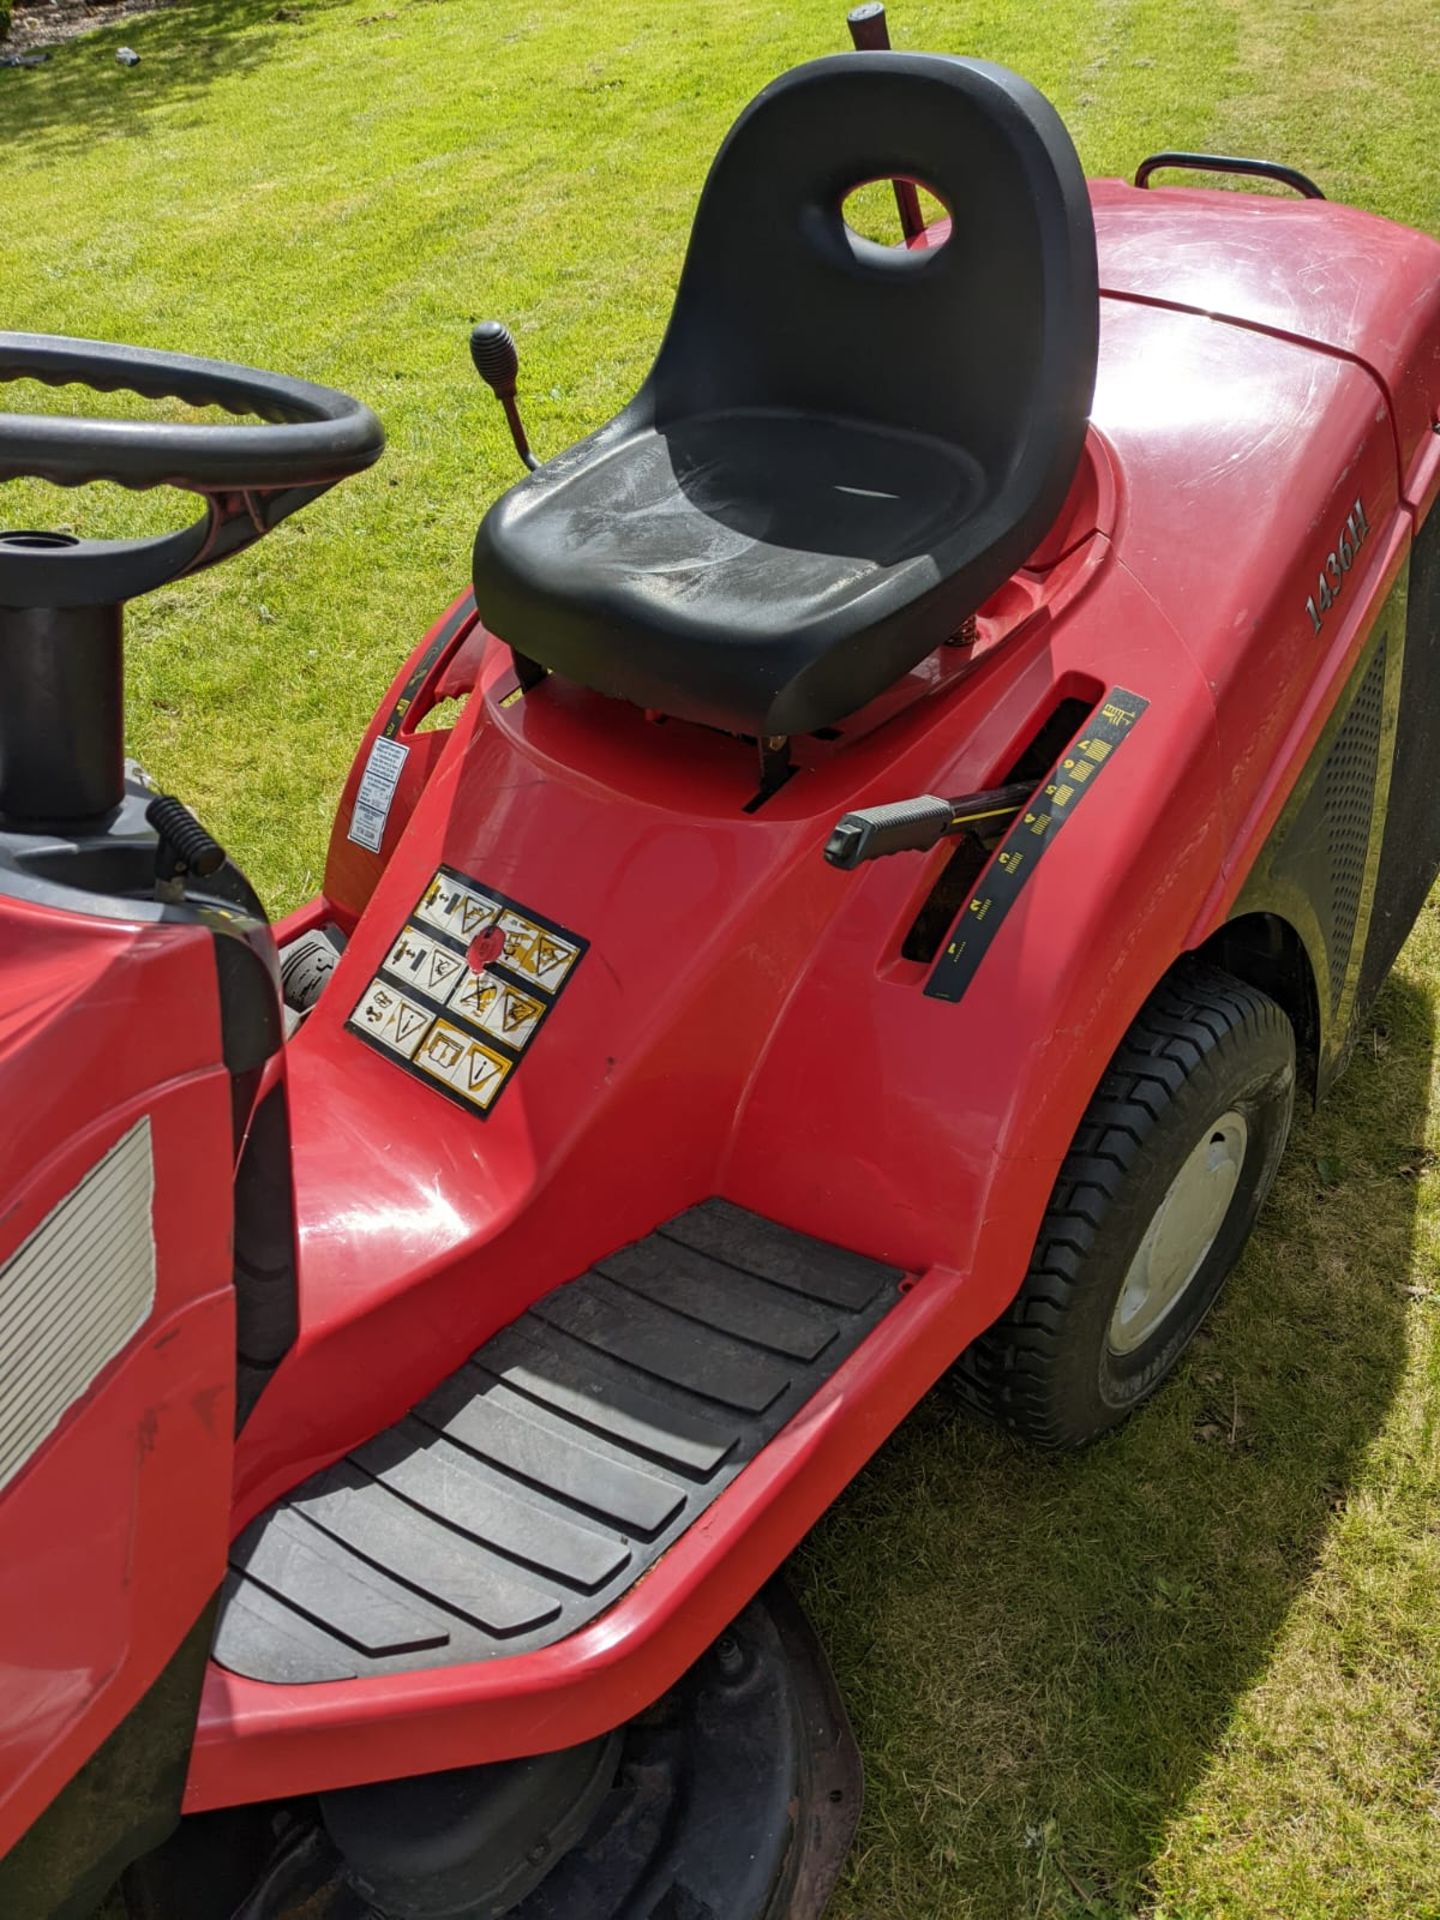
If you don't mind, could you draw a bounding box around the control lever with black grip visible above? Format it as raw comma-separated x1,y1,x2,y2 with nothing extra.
824,780,1035,870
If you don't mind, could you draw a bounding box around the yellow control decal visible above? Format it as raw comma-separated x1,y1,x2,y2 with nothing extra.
925,687,1149,1004
345,864,587,1118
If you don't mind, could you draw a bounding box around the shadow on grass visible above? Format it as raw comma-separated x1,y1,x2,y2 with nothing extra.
795,971,1428,1919
4,0,329,159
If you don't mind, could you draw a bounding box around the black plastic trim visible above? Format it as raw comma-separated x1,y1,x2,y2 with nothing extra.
1134,150,1325,199
1357,512,1440,1011
378,592,475,742
0,1596,218,1920
233,1084,301,1429
1231,567,1407,1093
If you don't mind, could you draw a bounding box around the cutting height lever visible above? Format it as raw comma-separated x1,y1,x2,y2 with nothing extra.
824,780,1033,870
470,321,539,472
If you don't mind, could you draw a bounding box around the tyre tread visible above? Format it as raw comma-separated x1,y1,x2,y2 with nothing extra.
953,963,1289,1447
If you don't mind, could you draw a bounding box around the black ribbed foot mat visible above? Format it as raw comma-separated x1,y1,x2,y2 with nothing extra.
213,1201,903,1683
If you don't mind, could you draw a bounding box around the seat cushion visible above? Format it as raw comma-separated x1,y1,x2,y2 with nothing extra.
474,408,988,737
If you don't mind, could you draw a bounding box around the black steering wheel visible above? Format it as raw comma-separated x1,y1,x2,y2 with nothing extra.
0,333,385,608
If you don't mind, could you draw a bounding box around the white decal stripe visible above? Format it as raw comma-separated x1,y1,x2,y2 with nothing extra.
0,1118,157,1493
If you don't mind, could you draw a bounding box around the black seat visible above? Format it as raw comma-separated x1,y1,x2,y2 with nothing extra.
472,52,1099,741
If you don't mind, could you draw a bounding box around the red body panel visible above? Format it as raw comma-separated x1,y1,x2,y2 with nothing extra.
0,905,236,1856
183,176,1440,1808
1088,181,1440,498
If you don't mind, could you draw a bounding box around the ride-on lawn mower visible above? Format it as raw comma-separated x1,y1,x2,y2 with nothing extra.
4,1,1440,1912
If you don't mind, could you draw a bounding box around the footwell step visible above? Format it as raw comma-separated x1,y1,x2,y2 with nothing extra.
213,1200,904,1683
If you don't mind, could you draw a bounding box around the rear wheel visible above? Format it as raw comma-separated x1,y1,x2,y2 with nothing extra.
956,963,1296,1449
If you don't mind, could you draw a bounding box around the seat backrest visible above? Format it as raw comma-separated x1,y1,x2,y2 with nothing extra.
644,50,1098,495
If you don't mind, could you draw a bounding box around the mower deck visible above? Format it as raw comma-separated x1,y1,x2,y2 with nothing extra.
214,1203,902,1685
131,1582,862,1920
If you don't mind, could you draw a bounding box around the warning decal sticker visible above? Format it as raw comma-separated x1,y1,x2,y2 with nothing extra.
449,971,546,1049
346,594,477,853
494,912,581,990
924,688,1149,1005
351,978,434,1058
414,1020,512,1112
345,864,587,1119
416,873,500,942
347,735,410,854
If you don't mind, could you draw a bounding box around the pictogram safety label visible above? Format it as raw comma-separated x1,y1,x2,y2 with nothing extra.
346,864,587,1117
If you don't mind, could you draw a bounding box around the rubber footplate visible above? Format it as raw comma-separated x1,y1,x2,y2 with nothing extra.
213,1201,903,1682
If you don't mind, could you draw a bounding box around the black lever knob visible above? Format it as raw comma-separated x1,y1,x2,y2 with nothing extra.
846,3,890,49
470,321,538,473
824,780,1035,870
469,320,520,397
825,794,953,870
146,792,226,883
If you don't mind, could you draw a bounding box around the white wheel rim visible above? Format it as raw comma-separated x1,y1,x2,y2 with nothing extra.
1107,1111,1249,1356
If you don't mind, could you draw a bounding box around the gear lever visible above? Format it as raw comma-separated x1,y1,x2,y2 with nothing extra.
470,321,539,473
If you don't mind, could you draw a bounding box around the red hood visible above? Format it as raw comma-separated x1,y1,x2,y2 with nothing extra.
1090,176,1440,503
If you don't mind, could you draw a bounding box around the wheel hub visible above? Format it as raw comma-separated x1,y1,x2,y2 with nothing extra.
1108,1110,1249,1355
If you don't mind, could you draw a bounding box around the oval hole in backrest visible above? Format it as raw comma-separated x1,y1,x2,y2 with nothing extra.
840,178,950,252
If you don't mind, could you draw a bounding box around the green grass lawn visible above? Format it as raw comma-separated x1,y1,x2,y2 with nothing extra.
7,1,1440,1915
